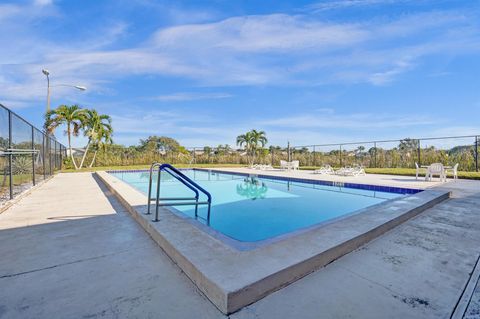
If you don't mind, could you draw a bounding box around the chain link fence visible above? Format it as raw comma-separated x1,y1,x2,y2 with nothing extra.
0,104,66,205
288,135,479,171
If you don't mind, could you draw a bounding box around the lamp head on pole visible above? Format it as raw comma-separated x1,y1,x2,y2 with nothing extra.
42,69,50,76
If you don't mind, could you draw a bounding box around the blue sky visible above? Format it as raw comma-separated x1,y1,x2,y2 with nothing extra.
1,0,479,148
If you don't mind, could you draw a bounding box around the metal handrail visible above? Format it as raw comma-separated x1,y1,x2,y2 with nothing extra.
146,162,162,215
147,163,212,224
147,163,199,212
147,163,201,214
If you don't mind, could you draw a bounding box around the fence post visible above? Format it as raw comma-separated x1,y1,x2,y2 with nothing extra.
475,136,478,172
32,126,35,186
374,142,377,168
43,135,46,180
339,145,343,167
417,139,421,166
8,110,13,200
60,145,64,169
55,143,57,170
49,137,53,175
287,142,291,162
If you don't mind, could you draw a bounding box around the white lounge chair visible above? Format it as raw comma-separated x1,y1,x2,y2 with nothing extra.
335,166,354,176
353,165,366,176
335,165,365,177
314,165,334,175
426,163,446,182
259,164,274,171
446,163,459,181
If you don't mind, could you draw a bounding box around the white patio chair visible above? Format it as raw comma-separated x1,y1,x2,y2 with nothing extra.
426,163,446,182
415,162,422,180
291,160,300,171
446,163,459,181
280,160,289,170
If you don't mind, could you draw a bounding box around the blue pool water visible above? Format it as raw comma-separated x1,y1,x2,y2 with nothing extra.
109,169,419,243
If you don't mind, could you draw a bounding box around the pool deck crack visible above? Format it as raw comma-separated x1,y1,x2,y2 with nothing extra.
337,263,406,297
0,246,146,279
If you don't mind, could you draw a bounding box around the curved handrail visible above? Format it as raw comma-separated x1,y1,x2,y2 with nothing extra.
147,163,200,214
147,163,212,223
160,164,212,203
162,169,200,200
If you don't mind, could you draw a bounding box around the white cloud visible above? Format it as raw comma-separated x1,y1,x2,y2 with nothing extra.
368,59,414,85
308,0,411,12
257,111,435,129
154,92,233,102
33,0,53,6
153,14,368,53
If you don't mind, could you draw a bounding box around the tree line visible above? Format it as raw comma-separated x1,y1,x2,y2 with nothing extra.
43,110,477,172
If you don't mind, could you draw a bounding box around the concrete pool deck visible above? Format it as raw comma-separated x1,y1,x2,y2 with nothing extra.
97,169,450,314
0,171,479,318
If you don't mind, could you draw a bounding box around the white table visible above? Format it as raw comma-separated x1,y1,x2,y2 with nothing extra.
421,165,451,182
421,165,452,169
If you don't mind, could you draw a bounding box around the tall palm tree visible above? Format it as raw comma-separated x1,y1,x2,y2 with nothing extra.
88,124,113,168
249,129,268,165
79,110,113,168
236,129,268,165
45,104,86,170
236,131,253,164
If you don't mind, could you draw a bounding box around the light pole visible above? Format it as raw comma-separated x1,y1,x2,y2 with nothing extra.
42,69,50,112
42,69,86,113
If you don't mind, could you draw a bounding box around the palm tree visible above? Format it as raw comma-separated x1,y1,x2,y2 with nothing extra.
236,129,268,165
236,131,253,164
79,110,113,168
88,124,113,168
249,129,267,164
45,104,86,169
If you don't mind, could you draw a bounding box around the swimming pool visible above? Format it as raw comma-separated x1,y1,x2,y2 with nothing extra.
109,169,421,243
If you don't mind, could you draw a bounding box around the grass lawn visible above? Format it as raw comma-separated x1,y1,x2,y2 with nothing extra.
300,166,480,180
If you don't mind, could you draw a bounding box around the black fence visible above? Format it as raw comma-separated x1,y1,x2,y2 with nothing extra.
66,134,479,173
0,103,66,205
289,135,479,171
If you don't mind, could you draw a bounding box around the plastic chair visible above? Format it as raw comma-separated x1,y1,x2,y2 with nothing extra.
446,163,459,181
426,163,446,182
